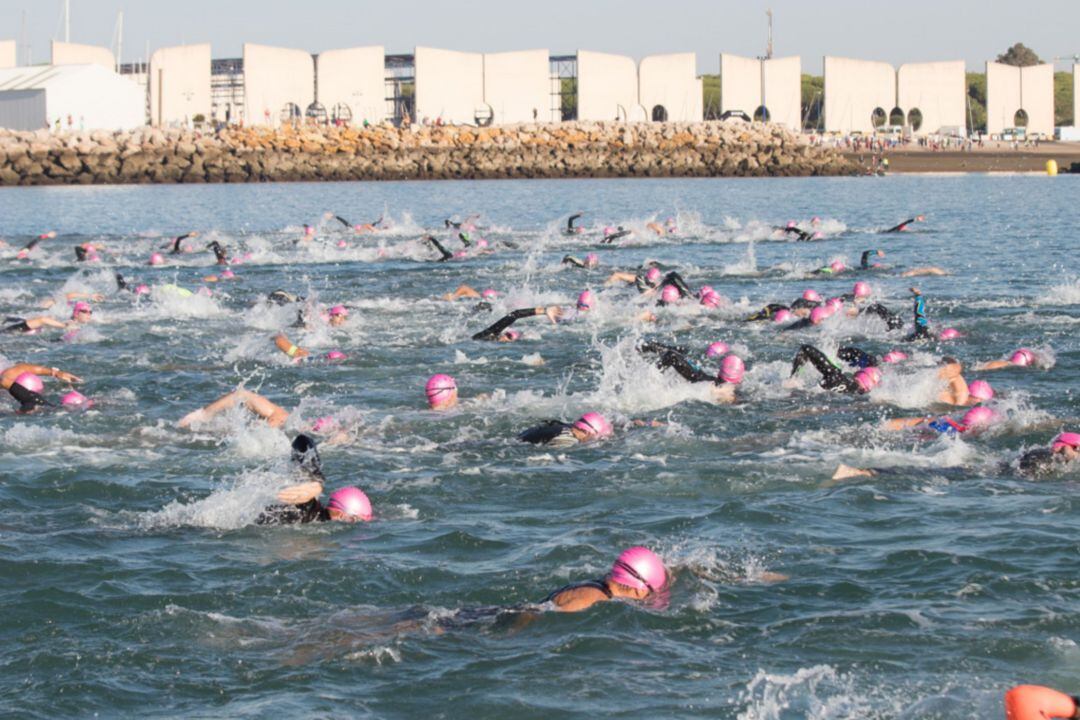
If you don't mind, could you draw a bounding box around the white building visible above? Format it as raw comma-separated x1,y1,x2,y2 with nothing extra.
0,64,145,131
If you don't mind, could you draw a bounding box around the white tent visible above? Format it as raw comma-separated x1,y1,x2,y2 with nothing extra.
0,64,145,131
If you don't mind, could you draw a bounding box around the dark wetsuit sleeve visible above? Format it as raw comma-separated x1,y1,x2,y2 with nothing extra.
8,383,50,411
426,236,453,262
602,229,631,244
170,233,193,253
1017,448,1056,477
791,345,861,393
74,246,88,261
860,303,904,330
660,272,692,298
884,218,915,233
837,347,877,369
861,250,873,269
458,232,471,247
790,298,821,311
2,319,30,334
256,498,329,525
21,238,42,252
795,229,812,241
473,308,539,341
567,214,582,232
562,255,586,268
781,318,813,332
541,579,613,604
518,420,573,445
745,303,789,322
655,349,713,383
334,216,352,228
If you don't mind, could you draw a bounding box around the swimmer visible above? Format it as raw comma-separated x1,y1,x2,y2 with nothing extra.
1014,432,1080,477
425,374,458,410
774,222,813,242
935,357,979,406
855,302,904,331
325,305,349,327
605,267,691,298
975,347,1041,371
564,213,585,236
444,214,479,231
860,249,886,269
274,332,310,361
906,287,932,341
562,253,599,269
424,235,454,262
883,405,996,434
900,266,948,278
267,289,303,306
1004,685,1079,720
601,227,632,244
3,301,93,333
639,341,743,403
14,231,56,260
645,221,667,236
207,240,229,265
1,363,83,412
178,388,290,429
74,243,102,262
789,345,879,394
256,435,374,525
472,305,562,341
781,304,835,331
442,285,484,301
542,547,667,612
518,411,612,446
813,259,849,276
166,231,199,254
882,214,924,233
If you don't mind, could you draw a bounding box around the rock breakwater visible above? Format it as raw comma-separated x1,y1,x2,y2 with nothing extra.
0,121,856,186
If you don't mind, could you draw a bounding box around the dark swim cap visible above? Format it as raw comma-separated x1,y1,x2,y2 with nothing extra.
290,434,324,478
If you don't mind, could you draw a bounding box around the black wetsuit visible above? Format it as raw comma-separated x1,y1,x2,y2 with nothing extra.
884,218,917,233
859,302,904,331
744,303,790,322
860,250,883,269
2,319,32,334
602,227,632,244
74,245,90,262
541,579,612,604
18,237,44,255
169,233,196,254
640,341,717,384
254,435,328,524
518,420,576,446
776,226,813,241
906,293,931,341
472,308,541,341
791,345,864,393
7,382,50,412
837,346,878,369
790,297,821,311
425,236,453,262
207,241,228,265
1015,448,1065,477
562,255,589,268
457,232,472,248
564,214,584,235
267,290,302,306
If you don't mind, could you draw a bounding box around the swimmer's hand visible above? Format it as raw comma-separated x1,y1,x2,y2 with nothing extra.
758,571,789,583
276,481,324,505
909,286,921,295
53,369,82,384
637,310,657,323
544,306,563,324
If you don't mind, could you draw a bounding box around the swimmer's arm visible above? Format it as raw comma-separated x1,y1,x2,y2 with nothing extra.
974,360,1011,371
900,267,947,277
1,363,82,389
885,416,932,431
178,389,289,428
24,316,66,330
472,307,555,341
939,376,970,406
548,585,611,613
604,272,637,286
1003,685,1078,720
276,480,324,506
274,332,310,360
442,284,481,301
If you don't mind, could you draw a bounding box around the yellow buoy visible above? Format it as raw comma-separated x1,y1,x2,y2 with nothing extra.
1046,159,1058,176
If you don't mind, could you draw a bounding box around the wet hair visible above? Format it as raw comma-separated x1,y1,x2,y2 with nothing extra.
290,433,325,479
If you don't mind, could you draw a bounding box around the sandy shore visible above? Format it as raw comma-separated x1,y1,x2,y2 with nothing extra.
843,142,1080,173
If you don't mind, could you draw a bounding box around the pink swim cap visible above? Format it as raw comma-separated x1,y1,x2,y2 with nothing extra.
720,355,745,384
660,285,681,304
312,416,338,434
645,267,662,285
304,225,315,235
1051,432,1080,452
700,291,722,308
881,350,907,364
810,306,830,325
61,390,90,408
603,226,616,236
481,288,498,300
961,406,996,429
697,285,714,298
573,411,613,439
802,289,821,302
221,269,235,279
453,250,467,259
864,366,883,384
576,289,594,311
135,284,150,295
337,239,348,248
1010,348,1035,366
425,374,457,409
786,220,797,229
328,305,348,318
476,238,489,248
853,281,871,298
13,372,44,393
326,486,373,521
825,297,843,311
584,253,599,268
939,328,961,340
853,368,879,392
610,546,666,592
829,260,846,272
811,216,821,225
325,350,347,361
812,231,824,240
773,309,793,323
705,341,729,359
71,301,92,319
968,380,994,401
501,329,522,341
148,253,164,266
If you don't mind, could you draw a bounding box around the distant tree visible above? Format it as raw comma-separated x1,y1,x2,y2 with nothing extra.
966,73,987,133
1054,71,1074,126
800,74,824,130
996,43,1042,67
701,74,720,119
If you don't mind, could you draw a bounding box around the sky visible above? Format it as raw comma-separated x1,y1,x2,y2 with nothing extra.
2,0,1079,74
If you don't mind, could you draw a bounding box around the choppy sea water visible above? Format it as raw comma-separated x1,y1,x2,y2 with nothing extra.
0,175,1078,719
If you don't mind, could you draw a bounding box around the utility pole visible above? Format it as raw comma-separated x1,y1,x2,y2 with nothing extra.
766,9,773,60
64,0,70,43
113,10,123,71
20,10,28,66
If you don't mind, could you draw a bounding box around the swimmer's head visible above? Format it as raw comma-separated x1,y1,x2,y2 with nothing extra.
829,260,846,273
71,301,92,320
939,328,961,340
881,350,907,364
325,350,347,362
304,225,315,235
719,355,745,385
603,226,615,236
134,284,150,295
311,416,339,434
572,411,612,440
337,239,348,248
610,546,666,594
425,373,458,410
968,380,994,402
499,329,521,342
773,309,793,324
13,372,44,394
481,288,498,300
476,238,489,248
809,306,830,325
61,390,91,409
584,252,599,268
645,267,662,286
705,341,729,359
220,269,235,279
853,368,879,392
700,291,722,308
697,285,714,298
148,253,164,266
802,289,821,302
326,486,373,522
660,285,681,304
961,406,996,429
576,289,594,311
1010,348,1035,366
853,281,871,299
328,305,348,325
1051,432,1080,454
786,220,796,229
825,297,843,311
811,216,821,225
